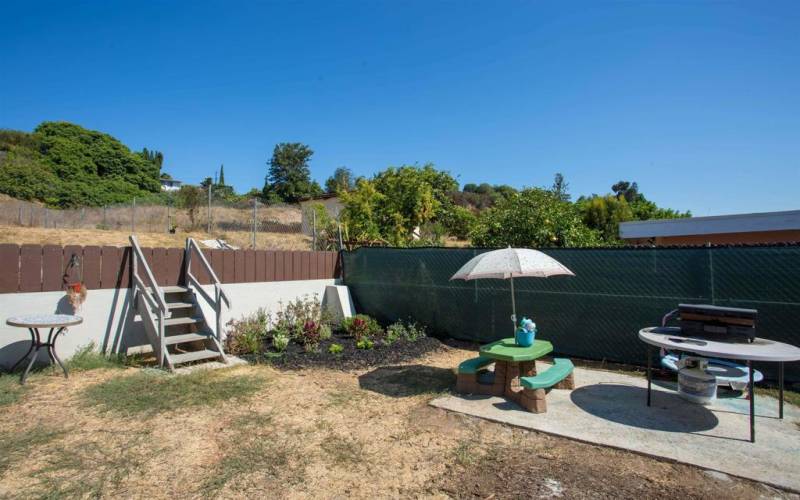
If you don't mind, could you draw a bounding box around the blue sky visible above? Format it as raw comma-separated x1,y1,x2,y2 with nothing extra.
1,1,798,216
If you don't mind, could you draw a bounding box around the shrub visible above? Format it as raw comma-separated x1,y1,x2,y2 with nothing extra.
272,294,332,339
384,321,407,346
403,321,427,342
301,320,321,352
225,309,268,355
272,331,290,352
341,314,382,342
319,323,332,341
328,343,344,355
356,338,374,350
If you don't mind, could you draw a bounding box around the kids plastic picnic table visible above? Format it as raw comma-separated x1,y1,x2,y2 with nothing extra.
456,338,552,398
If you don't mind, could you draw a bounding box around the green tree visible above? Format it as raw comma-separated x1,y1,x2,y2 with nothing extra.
576,194,633,243
263,143,322,202
611,180,640,203
470,188,602,248
176,185,204,229
325,166,354,194
340,164,459,246
218,164,226,185
552,173,570,201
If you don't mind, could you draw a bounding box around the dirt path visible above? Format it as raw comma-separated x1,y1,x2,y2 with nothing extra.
0,345,794,499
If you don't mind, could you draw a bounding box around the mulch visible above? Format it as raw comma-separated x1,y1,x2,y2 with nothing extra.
263,333,447,371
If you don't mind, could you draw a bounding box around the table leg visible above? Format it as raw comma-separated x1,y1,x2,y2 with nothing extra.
9,328,37,372
20,328,41,385
748,360,755,443
646,344,652,407
48,327,68,379
778,362,784,420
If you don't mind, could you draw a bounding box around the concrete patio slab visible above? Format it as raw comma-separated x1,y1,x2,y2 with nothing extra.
430,364,800,492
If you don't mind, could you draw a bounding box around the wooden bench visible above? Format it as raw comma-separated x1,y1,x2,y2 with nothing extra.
518,358,575,413
456,357,494,393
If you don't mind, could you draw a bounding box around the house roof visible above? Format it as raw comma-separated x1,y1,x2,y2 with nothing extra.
619,209,800,239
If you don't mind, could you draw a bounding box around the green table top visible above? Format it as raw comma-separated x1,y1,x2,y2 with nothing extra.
479,338,553,362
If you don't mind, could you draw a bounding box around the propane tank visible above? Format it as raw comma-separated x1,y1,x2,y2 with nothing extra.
677,356,717,405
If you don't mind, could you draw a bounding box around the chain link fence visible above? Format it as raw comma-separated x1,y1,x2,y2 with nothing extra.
342,245,800,382
0,196,334,251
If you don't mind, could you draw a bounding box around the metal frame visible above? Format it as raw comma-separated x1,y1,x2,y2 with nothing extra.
10,326,68,384
129,235,169,367
185,238,231,344
646,349,785,443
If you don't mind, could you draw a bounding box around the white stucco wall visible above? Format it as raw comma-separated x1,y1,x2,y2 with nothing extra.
0,279,338,368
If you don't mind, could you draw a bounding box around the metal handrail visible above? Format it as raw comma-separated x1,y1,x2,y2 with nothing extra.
129,235,168,314
185,238,231,308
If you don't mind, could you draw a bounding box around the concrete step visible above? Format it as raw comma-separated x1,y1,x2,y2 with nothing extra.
170,349,220,365
164,333,212,345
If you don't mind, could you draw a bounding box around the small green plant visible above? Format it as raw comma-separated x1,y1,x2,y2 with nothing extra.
272,331,290,352
384,321,407,345
225,309,268,355
328,343,344,355
403,320,427,342
356,338,374,350
319,323,332,340
342,314,382,342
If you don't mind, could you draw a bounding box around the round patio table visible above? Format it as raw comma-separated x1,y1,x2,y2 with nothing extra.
639,326,800,443
478,338,553,407
6,314,82,384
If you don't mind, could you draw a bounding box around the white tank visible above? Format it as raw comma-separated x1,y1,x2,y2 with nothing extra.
677,357,717,405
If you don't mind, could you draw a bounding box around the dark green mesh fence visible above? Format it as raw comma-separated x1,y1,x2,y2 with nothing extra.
342,245,800,382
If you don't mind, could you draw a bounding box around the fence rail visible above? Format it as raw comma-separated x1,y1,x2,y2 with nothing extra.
0,244,340,293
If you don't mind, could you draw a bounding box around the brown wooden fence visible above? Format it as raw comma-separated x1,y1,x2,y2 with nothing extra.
0,244,341,293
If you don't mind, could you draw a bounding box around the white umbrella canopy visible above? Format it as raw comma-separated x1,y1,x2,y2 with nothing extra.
450,247,575,337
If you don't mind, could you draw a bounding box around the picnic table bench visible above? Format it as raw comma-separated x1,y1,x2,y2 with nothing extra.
456,338,575,413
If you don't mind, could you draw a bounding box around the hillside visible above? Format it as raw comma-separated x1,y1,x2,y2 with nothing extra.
0,121,162,208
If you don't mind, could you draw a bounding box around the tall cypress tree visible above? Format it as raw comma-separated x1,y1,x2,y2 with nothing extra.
218,164,225,185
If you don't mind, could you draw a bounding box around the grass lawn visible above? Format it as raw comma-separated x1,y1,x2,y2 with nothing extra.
0,345,795,499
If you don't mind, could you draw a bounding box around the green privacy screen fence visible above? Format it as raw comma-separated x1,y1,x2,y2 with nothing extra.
342,245,800,382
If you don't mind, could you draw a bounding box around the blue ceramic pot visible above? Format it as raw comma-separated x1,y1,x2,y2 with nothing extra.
515,329,535,347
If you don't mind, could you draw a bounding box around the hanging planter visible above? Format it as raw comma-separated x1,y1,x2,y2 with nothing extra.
66,282,88,310
63,253,87,311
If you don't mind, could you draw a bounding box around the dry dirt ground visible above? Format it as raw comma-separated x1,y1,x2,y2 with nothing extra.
0,225,312,250
0,345,795,499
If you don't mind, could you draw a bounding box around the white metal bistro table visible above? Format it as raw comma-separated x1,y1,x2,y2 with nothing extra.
639,326,800,443
6,314,83,384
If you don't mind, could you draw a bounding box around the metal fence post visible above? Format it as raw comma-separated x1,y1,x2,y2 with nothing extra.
207,185,212,234
44,208,48,228
312,210,317,250
18,206,22,226
252,198,257,249
103,205,107,228
132,197,136,233
166,204,170,233
29,204,33,226
338,223,343,251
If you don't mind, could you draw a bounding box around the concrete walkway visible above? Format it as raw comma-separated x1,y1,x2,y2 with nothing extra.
431,364,800,492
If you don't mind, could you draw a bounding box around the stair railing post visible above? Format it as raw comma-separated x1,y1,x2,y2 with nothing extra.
215,284,222,343
185,238,192,285
158,309,165,367
131,248,138,308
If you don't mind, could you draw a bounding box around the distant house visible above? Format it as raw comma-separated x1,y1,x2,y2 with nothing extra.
620,210,800,246
160,179,182,192
299,194,343,234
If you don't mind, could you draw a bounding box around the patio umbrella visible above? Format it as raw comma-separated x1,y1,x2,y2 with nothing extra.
449,247,575,337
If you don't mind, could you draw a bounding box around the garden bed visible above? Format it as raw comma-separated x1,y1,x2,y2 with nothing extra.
266,333,445,371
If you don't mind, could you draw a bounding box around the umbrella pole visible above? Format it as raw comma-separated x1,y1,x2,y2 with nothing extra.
510,276,517,340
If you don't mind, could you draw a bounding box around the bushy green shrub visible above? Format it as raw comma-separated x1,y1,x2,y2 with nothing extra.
328,343,344,355
301,320,321,352
272,331,290,352
319,323,332,340
225,309,268,355
384,319,427,345
273,294,331,339
341,314,382,341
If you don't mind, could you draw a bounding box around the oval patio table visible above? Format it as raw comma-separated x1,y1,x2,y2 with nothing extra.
6,314,82,384
477,338,553,408
639,326,800,443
